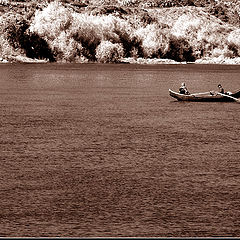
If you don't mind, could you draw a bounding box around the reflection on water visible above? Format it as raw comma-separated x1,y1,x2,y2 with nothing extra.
0,63,240,237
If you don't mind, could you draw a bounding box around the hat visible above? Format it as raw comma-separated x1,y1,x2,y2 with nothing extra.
218,84,222,87
181,82,186,86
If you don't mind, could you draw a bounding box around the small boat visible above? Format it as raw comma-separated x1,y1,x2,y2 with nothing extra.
169,89,240,102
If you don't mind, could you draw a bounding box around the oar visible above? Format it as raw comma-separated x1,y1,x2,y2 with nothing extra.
217,92,240,103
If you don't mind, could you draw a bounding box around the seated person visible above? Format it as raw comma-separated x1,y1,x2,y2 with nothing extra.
218,84,224,94
211,84,231,96
179,82,190,95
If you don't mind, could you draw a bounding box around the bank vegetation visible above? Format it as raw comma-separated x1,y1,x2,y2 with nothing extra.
0,0,240,63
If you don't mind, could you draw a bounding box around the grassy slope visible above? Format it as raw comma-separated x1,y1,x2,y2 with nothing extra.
0,0,240,63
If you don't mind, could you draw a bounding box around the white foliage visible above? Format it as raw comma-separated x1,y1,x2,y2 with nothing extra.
135,24,168,57
96,40,124,62
51,31,83,61
29,1,73,40
171,14,202,38
228,29,240,47
0,0,8,5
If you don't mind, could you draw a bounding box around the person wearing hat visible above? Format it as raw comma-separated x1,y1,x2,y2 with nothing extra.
218,84,224,94
179,82,190,95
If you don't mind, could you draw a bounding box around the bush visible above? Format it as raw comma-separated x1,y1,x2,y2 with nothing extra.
88,0,118,5
4,15,29,49
69,14,104,60
4,13,55,61
29,2,135,61
165,36,195,62
227,29,240,57
96,40,124,62
113,29,143,58
118,0,140,7
51,31,85,62
29,1,73,40
211,46,236,58
23,31,55,61
207,0,240,26
70,13,137,59
228,29,240,48
135,24,169,58
170,12,237,59
0,34,17,59
171,14,202,39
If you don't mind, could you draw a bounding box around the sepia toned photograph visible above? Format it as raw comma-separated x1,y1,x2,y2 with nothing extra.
0,0,239,238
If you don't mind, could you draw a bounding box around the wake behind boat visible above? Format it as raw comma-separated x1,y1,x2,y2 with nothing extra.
169,89,240,102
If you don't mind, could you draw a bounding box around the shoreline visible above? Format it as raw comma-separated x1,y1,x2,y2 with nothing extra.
1,56,240,65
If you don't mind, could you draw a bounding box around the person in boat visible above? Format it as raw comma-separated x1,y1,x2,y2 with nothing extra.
218,84,224,94
179,82,190,95
211,84,232,96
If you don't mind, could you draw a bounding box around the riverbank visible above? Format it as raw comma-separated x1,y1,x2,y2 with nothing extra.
2,55,240,65
0,56,49,63
121,57,240,65
1,0,240,64
195,56,240,65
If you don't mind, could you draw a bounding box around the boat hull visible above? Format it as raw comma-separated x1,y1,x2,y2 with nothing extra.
231,89,240,98
169,89,236,102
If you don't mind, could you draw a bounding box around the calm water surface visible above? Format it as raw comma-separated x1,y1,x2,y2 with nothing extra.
0,63,239,237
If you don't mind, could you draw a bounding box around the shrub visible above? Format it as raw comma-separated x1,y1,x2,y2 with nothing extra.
69,13,117,60
3,13,55,61
0,0,9,6
227,29,240,57
30,2,102,60
113,28,143,58
211,47,233,58
88,0,118,5
170,12,237,59
91,5,129,15
96,40,124,62
3,14,28,49
29,1,73,40
228,29,240,48
0,35,17,59
135,24,169,58
139,11,157,26
23,31,55,61
70,13,137,59
29,2,143,61
51,31,85,62
171,14,202,39
165,36,195,62
118,0,140,7
207,0,240,26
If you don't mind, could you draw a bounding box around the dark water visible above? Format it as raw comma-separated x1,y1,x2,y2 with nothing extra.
0,63,239,237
